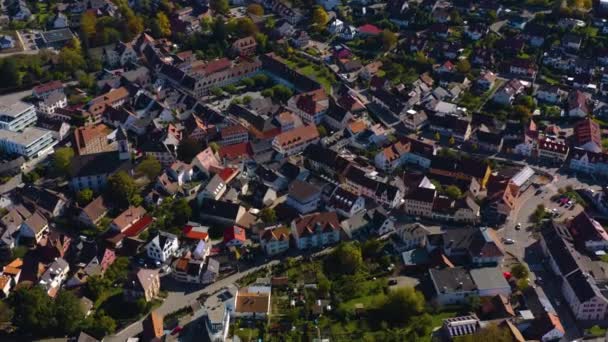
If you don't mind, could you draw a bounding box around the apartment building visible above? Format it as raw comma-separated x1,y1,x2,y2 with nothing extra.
272,125,320,156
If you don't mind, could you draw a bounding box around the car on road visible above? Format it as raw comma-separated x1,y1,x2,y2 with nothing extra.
515,223,522,230
535,189,543,196
503,238,515,245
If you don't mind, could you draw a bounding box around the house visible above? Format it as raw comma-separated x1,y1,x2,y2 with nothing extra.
540,223,608,320
286,179,321,214
0,35,15,49
568,212,608,252
326,187,365,218
146,232,179,263
38,257,69,297
428,113,472,142
223,226,246,247
19,185,67,218
202,258,220,284
110,206,147,232
197,174,227,203
78,196,109,227
443,315,480,339
104,42,138,66
396,222,442,250
200,199,246,226
291,30,309,48
509,58,537,79
464,23,487,40
535,85,564,104
537,139,569,163
234,286,271,319
287,89,329,125
442,226,504,265
172,257,203,284
221,124,249,146
562,33,583,51
429,267,510,306
142,311,164,342
50,12,69,29
18,211,48,244
69,143,132,192
573,117,602,152
429,156,492,189
476,71,497,92
493,79,525,105
569,148,608,178
260,226,291,255
192,147,221,175
568,90,591,117
291,212,341,250
36,91,67,116
272,125,320,156
231,36,257,57
124,269,160,302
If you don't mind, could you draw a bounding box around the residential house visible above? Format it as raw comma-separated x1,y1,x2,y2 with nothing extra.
234,286,271,319
172,257,204,284
493,79,525,105
326,187,365,218
535,85,564,104
291,212,341,250
260,226,291,255
38,257,69,297
429,266,511,306
199,199,246,227
223,226,246,247
221,124,249,146
568,212,608,252
124,269,161,302
111,206,147,232
569,148,608,178
272,125,320,156
568,90,591,117
287,89,329,125
79,196,109,227
18,211,48,244
537,139,569,163
146,232,179,263
286,179,321,214
231,36,257,57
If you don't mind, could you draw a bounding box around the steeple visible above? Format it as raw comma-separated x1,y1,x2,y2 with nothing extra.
116,127,130,160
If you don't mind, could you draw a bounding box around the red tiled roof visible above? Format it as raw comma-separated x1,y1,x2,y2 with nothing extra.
358,24,381,35
224,226,246,243
183,225,209,240
33,80,63,94
122,215,154,237
218,167,238,182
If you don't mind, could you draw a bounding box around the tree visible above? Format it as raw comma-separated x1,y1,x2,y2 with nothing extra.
210,0,229,15
106,171,138,208
172,198,192,226
80,12,97,44
377,287,425,326
317,125,328,137
434,132,441,141
362,239,384,259
381,29,397,51
1,58,21,88
311,6,329,28
76,188,94,206
155,12,171,38
10,286,55,336
57,46,86,75
445,185,462,199
209,142,220,153
78,72,95,90
271,84,293,103
513,105,532,121
511,263,529,279
176,137,202,162
86,275,112,301
456,59,471,74
136,156,162,180
54,291,85,335
326,242,363,275
247,3,264,15
0,301,13,325
52,147,74,175
260,207,277,223
448,136,456,145
516,278,530,291
105,256,130,283
516,95,535,110
83,310,116,339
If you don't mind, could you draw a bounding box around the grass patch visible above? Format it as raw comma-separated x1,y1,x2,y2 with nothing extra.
586,325,607,337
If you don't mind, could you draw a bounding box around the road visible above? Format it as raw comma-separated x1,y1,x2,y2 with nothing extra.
106,260,279,342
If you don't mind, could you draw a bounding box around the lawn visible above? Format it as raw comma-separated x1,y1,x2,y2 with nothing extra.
298,65,334,93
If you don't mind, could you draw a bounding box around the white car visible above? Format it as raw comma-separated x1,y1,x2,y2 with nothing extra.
503,238,515,245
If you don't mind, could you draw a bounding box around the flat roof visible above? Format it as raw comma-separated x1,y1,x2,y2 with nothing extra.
42,29,74,43
0,101,34,118
0,126,53,146
470,267,510,291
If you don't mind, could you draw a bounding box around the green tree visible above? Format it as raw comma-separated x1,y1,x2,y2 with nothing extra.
78,72,95,90
80,12,97,44
1,58,21,88
209,142,220,153
376,287,425,326
155,12,171,38
445,185,463,199
210,0,229,15
105,256,130,283
54,291,85,335
456,59,471,74
311,6,329,29
271,84,293,103
76,188,94,206
236,17,258,36
511,263,529,279
0,301,13,325
172,198,192,226
513,105,532,121
362,239,384,259
381,29,397,51
516,278,530,291
326,242,363,275
9,286,55,336
52,147,74,175
449,136,456,145
136,155,162,180
260,207,277,223
317,125,328,137
57,46,86,75
177,137,202,162
106,171,138,208
247,3,264,15
434,132,441,141
86,275,112,301
83,310,116,338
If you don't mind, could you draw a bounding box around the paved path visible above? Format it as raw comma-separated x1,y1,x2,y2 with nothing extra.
106,260,279,342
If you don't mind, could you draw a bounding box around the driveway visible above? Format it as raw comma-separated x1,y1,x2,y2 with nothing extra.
106,260,280,342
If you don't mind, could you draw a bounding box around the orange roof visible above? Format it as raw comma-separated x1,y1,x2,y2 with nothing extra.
218,167,238,182
183,225,209,240
0,275,10,289
274,125,319,147
547,312,565,334
348,120,367,134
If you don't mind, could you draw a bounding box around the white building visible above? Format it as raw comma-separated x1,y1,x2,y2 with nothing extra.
291,212,342,250
37,92,67,116
0,101,37,132
0,126,57,159
38,257,69,297
146,232,180,263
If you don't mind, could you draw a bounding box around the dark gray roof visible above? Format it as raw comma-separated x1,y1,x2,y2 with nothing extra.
70,151,132,177
429,267,476,294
